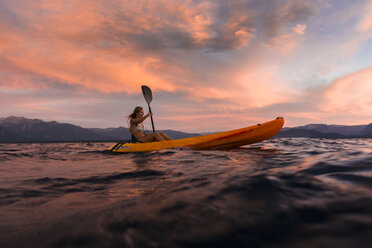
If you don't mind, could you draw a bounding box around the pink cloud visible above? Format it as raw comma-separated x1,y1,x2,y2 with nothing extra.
292,24,306,35
0,0,315,96
0,0,256,96
321,65,372,120
357,0,372,33
10,0,372,130
264,24,306,56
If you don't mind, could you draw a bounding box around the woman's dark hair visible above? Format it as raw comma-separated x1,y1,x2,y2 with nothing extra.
127,106,143,122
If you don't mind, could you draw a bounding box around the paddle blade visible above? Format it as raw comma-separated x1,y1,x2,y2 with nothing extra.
141,85,153,104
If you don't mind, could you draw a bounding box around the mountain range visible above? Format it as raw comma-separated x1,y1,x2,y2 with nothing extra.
0,116,199,143
0,116,371,143
276,123,372,138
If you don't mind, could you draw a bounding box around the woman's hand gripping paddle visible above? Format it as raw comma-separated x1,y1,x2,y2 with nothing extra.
141,85,155,132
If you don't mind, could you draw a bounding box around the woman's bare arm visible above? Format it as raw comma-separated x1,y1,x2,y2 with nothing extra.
130,113,150,125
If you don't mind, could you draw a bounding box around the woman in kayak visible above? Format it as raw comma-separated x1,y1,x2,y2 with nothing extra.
128,106,172,142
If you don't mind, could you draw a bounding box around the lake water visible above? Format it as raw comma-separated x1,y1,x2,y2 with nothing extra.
0,138,372,247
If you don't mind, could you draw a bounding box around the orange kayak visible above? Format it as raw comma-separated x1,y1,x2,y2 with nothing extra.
109,117,284,152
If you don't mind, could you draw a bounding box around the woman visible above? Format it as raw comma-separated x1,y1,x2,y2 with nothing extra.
128,106,172,142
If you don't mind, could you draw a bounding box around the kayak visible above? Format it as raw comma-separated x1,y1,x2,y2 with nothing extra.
109,117,284,152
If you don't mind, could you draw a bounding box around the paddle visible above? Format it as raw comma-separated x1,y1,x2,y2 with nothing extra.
141,85,155,132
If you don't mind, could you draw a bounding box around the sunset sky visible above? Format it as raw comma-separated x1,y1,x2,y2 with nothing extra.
1,0,372,132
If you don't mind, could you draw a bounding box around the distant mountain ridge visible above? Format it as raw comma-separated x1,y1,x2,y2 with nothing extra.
0,116,371,142
291,123,366,136
0,116,110,142
276,123,372,138
360,124,372,135
0,116,199,143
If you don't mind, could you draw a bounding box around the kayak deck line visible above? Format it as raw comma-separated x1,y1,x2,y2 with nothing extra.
185,128,255,150
202,128,254,142
109,117,284,152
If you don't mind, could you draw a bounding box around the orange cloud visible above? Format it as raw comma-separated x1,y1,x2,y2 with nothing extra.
9,0,366,130
322,66,372,119
0,0,259,96
264,23,307,56
234,64,298,108
0,1,178,93
357,0,372,33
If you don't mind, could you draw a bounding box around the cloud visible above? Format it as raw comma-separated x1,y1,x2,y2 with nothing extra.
0,0,316,90
261,0,315,39
2,0,372,130
357,0,372,33
292,24,306,35
322,65,372,117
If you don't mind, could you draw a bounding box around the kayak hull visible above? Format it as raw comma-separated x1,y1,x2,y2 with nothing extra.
109,117,284,153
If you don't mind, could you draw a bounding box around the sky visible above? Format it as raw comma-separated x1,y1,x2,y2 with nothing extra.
1,0,372,132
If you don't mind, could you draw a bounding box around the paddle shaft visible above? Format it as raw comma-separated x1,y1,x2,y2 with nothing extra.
148,104,155,132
